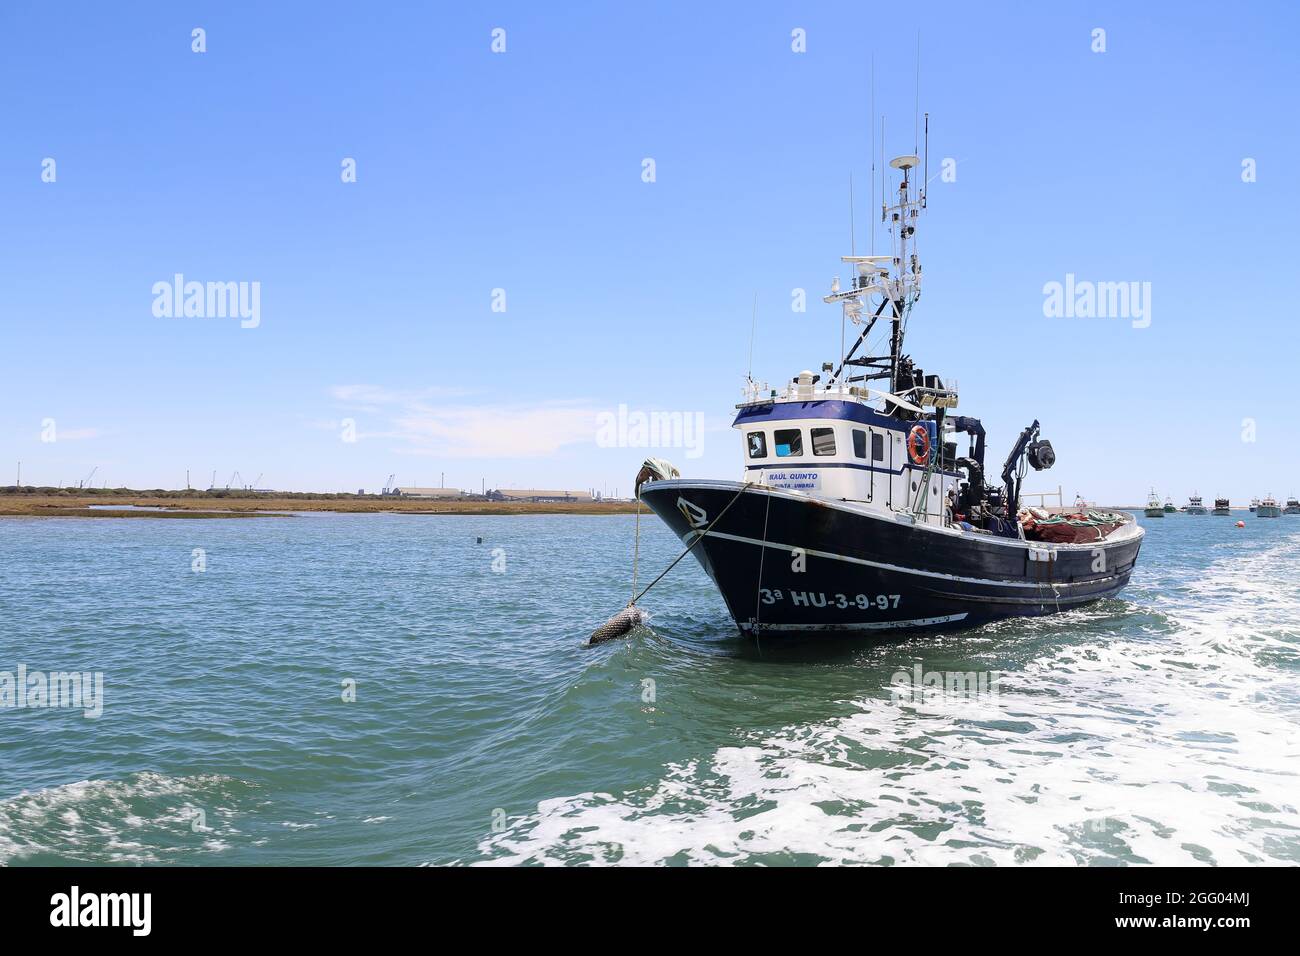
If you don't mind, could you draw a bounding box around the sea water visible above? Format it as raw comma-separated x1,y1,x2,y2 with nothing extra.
1,512,1296,865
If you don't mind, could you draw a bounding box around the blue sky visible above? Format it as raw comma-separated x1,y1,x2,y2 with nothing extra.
1,1,1296,502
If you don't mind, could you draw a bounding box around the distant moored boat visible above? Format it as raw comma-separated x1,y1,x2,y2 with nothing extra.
1257,495,1282,518
1284,495,1300,515
1145,490,1165,518
1212,497,1231,516
1185,492,1207,515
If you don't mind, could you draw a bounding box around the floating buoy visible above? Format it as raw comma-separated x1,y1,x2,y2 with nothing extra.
588,605,647,646
1235,520,1245,528
476,536,482,544
584,476,751,648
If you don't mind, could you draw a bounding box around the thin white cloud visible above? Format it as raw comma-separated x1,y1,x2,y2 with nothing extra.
55,427,104,441
329,384,472,404
329,385,601,459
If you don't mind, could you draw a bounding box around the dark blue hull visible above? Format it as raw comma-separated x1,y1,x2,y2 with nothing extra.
640,480,1144,638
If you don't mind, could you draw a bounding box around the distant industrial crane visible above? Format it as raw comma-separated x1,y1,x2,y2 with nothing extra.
382,473,396,495
251,473,263,491
227,471,242,490
78,466,98,489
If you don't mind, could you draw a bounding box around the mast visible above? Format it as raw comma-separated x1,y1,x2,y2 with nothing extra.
826,136,926,413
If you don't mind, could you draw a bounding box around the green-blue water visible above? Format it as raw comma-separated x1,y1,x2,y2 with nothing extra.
1,511,1297,865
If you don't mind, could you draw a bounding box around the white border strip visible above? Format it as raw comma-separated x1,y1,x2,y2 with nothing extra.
693,528,1119,591
651,478,1144,552
741,613,969,633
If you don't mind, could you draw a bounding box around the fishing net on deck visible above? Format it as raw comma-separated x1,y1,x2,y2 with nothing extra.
1019,508,1130,544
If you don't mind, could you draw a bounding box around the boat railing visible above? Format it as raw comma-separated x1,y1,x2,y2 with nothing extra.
738,380,871,407
1021,485,1065,512
738,379,964,412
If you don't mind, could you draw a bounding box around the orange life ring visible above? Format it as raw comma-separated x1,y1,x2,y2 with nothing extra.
907,424,931,466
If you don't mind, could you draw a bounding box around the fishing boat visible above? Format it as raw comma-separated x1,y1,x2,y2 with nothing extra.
1284,495,1300,515
1144,490,1164,518
1250,497,1260,513
633,141,1144,638
1163,496,1177,513
1185,492,1207,515
1212,497,1231,516
1257,495,1282,518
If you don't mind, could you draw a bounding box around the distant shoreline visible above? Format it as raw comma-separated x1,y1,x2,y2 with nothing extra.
0,492,1266,520
0,492,644,518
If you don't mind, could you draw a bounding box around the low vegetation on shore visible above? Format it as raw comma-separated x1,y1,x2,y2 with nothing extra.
0,488,643,517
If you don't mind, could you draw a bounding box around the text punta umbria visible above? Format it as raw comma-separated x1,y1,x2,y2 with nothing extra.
152,273,260,328
50,886,151,936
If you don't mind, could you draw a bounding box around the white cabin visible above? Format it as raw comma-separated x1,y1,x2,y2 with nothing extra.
734,375,958,526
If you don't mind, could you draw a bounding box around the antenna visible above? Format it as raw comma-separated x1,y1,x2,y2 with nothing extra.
849,173,856,256
870,56,876,255
880,116,886,227
914,32,922,154
922,113,929,208
746,293,758,382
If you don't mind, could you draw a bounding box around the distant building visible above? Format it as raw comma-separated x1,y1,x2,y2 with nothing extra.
489,489,594,503
393,487,465,499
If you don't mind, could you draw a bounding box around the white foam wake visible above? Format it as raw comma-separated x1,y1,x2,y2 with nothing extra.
475,535,1300,866
0,772,245,864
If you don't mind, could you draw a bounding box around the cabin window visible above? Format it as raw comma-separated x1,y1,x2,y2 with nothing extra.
746,431,767,459
810,427,836,456
871,432,885,461
852,429,867,458
773,428,803,457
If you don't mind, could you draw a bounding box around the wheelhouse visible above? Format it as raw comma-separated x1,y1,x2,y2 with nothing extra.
734,394,959,524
